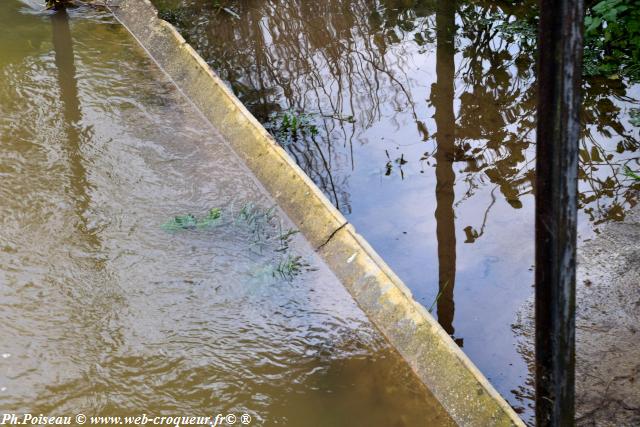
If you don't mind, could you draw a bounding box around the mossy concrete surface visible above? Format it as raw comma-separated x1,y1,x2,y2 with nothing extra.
107,0,526,424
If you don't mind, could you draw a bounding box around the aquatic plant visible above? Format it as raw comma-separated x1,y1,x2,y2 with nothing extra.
236,202,276,243
275,228,299,253
273,255,309,279
237,203,298,256
161,213,198,231
236,202,275,226
266,110,319,146
624,166,640,181
198,207,222,228
161,202,312,281
250,253,314,281
384,150,408,178
161,208,222,231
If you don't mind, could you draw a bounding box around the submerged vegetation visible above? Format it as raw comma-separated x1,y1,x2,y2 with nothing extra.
265,110,319,146
624,166,640,181
161,208,222,230
273,255,310,279
162,203,312,280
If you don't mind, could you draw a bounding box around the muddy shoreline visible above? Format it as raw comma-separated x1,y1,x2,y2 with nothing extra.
514,206,640,426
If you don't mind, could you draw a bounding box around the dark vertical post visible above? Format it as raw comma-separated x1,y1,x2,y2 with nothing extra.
433,0,457,338
535,0,584,425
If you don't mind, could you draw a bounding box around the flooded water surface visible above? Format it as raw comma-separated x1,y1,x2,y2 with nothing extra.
0,2,455,425
151,0,640,422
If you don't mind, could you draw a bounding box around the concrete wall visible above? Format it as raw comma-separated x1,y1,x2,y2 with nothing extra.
106,0,526,424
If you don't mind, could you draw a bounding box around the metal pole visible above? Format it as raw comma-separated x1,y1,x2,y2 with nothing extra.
535,0,584,425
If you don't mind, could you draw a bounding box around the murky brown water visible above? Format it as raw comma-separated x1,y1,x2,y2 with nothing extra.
0,2,455,425
151,0,640,422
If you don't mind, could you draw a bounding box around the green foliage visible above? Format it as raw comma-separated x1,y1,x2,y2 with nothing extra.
624,166,640,181
496,19,537,44
251,253,314,281
273,255,309,279
275,228,299,253
161,213,197,230
236,203,275,232
198,207,222,227
630,108,640,127
161,208,221,231
157,7,188,26
266,110,319,146
236,202,275,223
583,0,640,81
234,203,277,251
161,203,312,281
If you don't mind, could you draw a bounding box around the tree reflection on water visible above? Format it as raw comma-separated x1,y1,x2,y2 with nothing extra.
154,0,640,419
158,0,639,228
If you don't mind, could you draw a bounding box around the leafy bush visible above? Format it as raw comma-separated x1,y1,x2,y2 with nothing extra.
583,0,640,81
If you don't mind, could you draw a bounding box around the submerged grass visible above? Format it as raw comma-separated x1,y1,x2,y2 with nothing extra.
162,202,313,281
624,166,640,181
161,208,222,231
236,202,275,229
275,228,299,253
161,213,198,230
273,255,310,279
